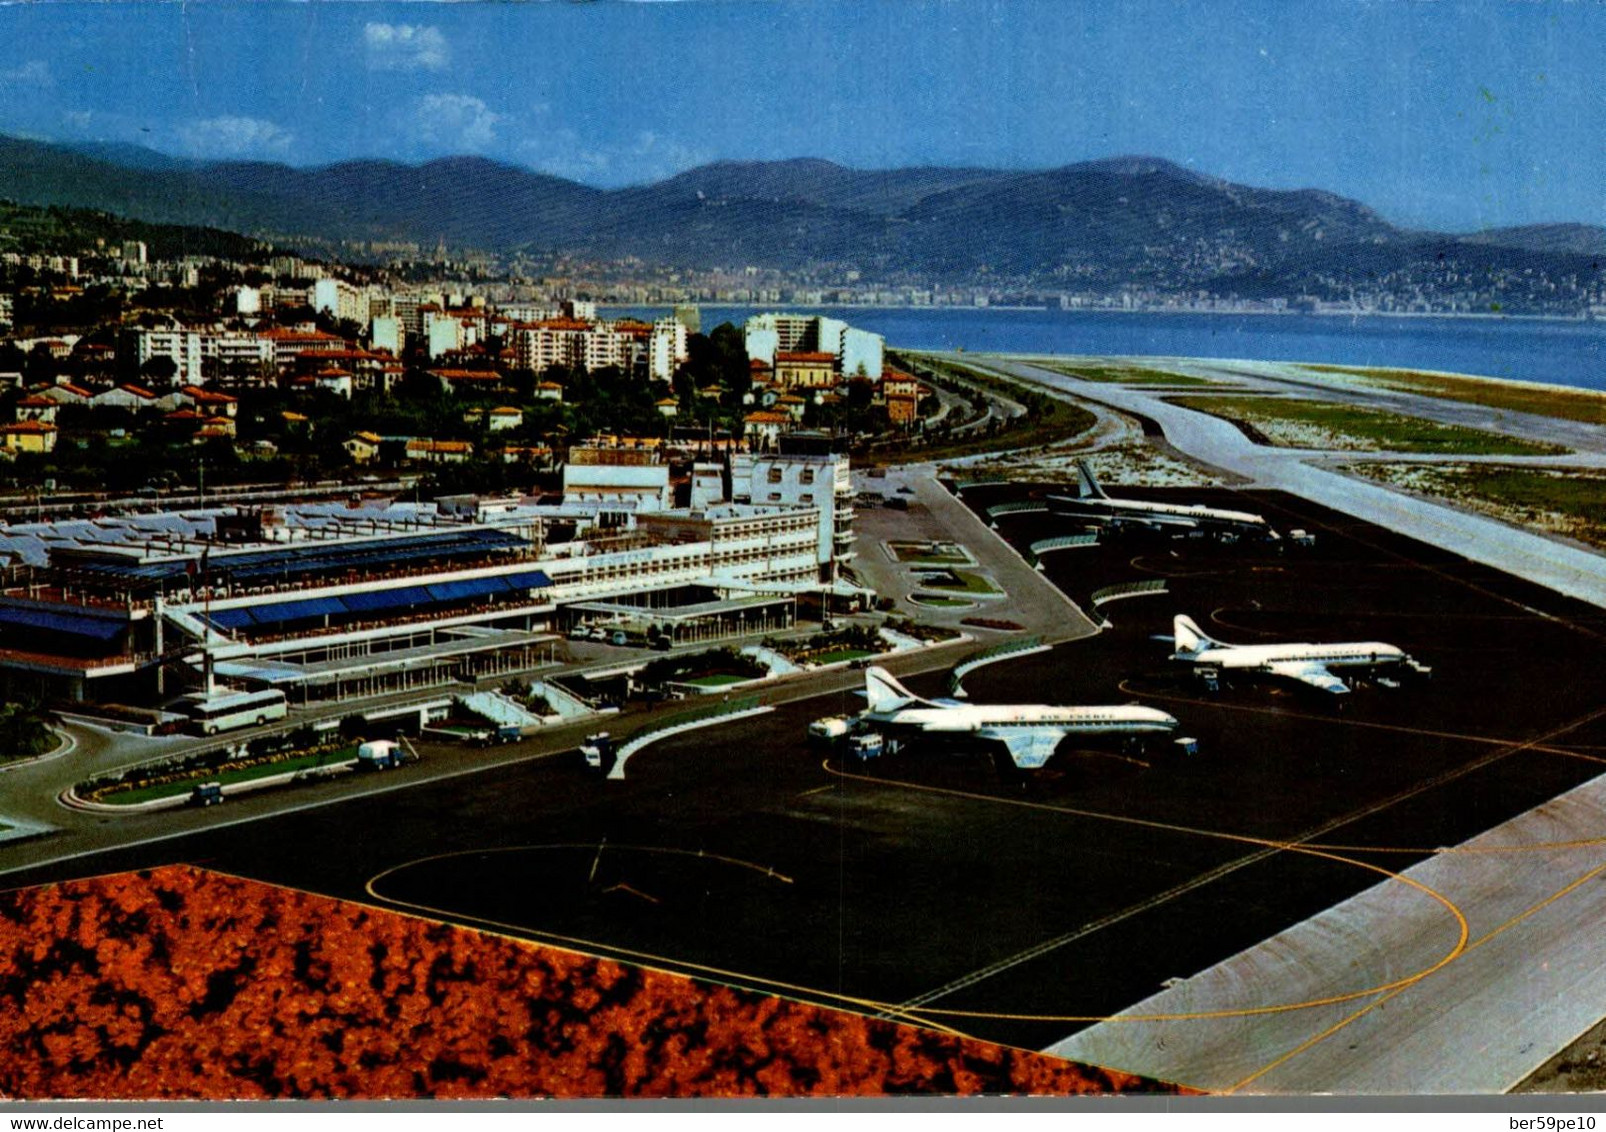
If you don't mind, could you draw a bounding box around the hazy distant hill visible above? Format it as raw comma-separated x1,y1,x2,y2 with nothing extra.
1459,223,1606,258
2,134,1602,292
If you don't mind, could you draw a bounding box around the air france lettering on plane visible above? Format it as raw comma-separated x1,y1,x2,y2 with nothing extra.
1171,614,1429,695
860,666,1178,769
1049,460,1276,537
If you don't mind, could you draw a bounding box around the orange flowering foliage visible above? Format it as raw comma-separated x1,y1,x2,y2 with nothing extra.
0,866,1187,1099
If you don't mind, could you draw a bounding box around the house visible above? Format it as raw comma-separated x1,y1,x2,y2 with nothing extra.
427,368,505,395
175,385,239,418
655,396,680,418
488,406,523,432
464,406,524,432
742,410,792,450
405,438,473,464
535,380,564,401
776,393,807,422
885,391,920,426
260,327,348,371
501,445,553,466
91,383,159,411
773,351,837,390
0,420,57,454
14,395,58,424
343,431,383,464
37,382,93,406
881,369,921,401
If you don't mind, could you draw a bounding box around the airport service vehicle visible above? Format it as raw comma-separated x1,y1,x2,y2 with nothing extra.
356,740,404,770
189,781,224,807
580,731,614,770
182,688,289,736
860,666,1178,769
808,716,852,743
1049,460,1276,539
846,732,887,760
1171,614,1429,695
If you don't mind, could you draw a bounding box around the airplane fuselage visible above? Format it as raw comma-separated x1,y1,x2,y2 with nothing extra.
867,703,1178,734
1078,497,1267,526
1187,642,1406,672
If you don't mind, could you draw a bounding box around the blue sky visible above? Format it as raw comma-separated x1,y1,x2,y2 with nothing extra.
0,0,1601,232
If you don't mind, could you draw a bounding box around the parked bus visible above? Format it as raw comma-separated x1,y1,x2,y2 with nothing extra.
182,689,289,735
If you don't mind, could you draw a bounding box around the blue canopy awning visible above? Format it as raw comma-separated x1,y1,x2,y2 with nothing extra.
0,605,127,641
503,570,553,590
425,576,511,603
208,608,256,630
250,595,349,624
338,585,433,614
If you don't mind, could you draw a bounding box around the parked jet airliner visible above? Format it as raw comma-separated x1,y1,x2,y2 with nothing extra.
1171,614,1428,695
860,666,1178,769
1049,461,1276,537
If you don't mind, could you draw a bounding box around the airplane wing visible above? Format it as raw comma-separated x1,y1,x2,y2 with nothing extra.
1265,661,1351,695
977,726,1066,769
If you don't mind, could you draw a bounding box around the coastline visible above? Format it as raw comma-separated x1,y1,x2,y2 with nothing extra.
601,301,1603,325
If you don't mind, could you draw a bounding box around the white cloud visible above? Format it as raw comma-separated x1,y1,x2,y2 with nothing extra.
516,128,709,186
176,116,294,159
0,60,53,87
365,23,448,71
415,93,499,153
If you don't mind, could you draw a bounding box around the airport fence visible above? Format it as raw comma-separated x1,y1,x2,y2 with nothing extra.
1027,533,1099,567
946,636,1049,696
984,500,1049,523
608,695,774,780
1089,580,1169,625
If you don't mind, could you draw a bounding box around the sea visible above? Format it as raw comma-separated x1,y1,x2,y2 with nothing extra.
611,306,1606,393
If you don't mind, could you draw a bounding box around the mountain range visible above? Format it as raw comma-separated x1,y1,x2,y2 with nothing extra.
2,135,1603,292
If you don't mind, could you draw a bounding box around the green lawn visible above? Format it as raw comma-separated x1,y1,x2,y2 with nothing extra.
888,541,972,565
1306,365,1606,425
811,648,876,664
910,593,973,608
98,746,359,807
1169,395,1568,456
918,569,1003,595
1031,361,1216,387
1350,464,1606,551
683,674,752,688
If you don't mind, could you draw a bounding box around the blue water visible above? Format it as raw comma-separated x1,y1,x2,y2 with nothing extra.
613,306,1606,392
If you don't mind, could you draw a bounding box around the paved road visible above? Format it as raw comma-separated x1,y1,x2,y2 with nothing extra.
1049,767,1606,1094
851,466,1100,644
968,355,1606,611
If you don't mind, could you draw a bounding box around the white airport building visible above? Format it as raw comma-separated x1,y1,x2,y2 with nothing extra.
0,451,859,705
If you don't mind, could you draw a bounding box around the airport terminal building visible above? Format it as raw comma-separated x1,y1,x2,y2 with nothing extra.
0,453,855,706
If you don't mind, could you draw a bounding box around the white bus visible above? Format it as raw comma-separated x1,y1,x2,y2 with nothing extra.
183,689,289,735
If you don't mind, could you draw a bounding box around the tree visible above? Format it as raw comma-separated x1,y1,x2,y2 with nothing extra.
139,354,179,385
